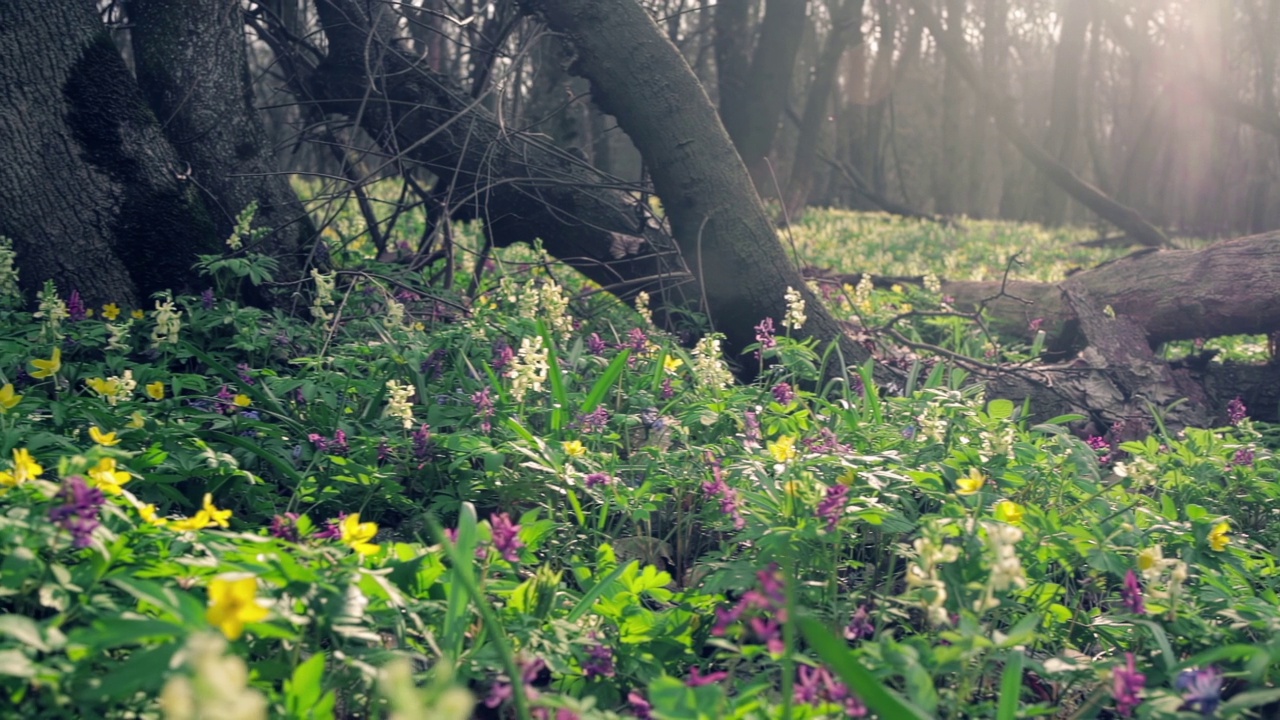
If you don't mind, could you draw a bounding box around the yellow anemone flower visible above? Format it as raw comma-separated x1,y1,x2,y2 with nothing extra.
0,448,43,487
170,510,213,532
89,426,120,446
87,457,130,495
206,575,269,641
86,377,121,398
562,440,586,457
663,356,684,375
956,467,985,496
131,309,144,320
768,435,797,463
101,303,121,321
145,381,165,400
29,347,61,379
138,504,167,526
202,494,233,528
233,394,252,408
0,384,21,412
1208,522,1230,552
340,513,380,556
993,500,1024,524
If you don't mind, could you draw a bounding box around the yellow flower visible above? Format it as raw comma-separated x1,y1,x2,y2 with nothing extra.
202,493,233,528
340,513,380,555
101,303,121,321
0,448,44,487
562,439,586,457
994,500,1024,524
956,467,985,496
145,381,165,400
233,394,251,408
131,309,145,320
206,575,269,641
138,504,167,526
170,510,212,532
127,412,146,429
768,435,797,463
663,356,684,375
29,347,61,379
89,426,120,446
0,384,21,412
88,457,130,495
1208,522,1230,552
85,308,94,318
86,377,121,397
1137,546,1163,574
837,469,858,486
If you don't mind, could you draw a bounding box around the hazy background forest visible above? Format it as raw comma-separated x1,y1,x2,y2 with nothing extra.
191,0,1280,239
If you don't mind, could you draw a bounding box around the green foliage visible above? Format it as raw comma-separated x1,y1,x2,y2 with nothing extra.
0,205,1276,719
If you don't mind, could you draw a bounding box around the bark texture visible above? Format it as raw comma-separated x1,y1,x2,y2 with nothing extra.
520,0,872,376
131,0,316,289
0,0,219,308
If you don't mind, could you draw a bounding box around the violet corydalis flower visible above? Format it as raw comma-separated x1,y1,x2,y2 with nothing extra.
1227,396,1248,425
489,512,524,562
1121,569,1146,615
1176,667,1222,716
585,472,614,488
201,288,216,310
685,666,728,687
582,639,616,679
49,475,104,548
772,382,795,406
844,605,874,641
236,363,255,385
314,512,347,540
492,340,514,373
817,483,849,532
270,512,301,542
794,665,867,717
587,333,607,356
628,691,653,720
67,290,86,321
702,453,746,530
754,317,777,350
1232,447,1255,467
472,387,495,433
1112,653,1145,717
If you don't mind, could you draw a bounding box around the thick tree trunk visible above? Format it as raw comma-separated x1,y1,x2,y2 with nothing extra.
1037,0,1090,225
908,0,1170,248
0,0,219,309
934,0,968,216
715,0,809,185
520,0,873,376
131,0,316,292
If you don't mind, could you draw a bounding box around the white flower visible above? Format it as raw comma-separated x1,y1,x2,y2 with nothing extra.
310,269,335,323
384,380,415,429
691,334,734,391
151,292,183,347
782,286,807,331
634,290,654,328
507,335,550,402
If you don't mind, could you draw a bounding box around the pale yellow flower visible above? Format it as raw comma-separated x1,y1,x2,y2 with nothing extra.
87,457,130,495
0,448,43,487
0,383,21,412
233,394,251,408
101,304,121,321
206,575,269,640
170,510,212,532
768,435,797,463
993,500,1024,524
663,356,684,375
202,493,233,528
146,381,165,400
138,504,167,527
562,440,586,457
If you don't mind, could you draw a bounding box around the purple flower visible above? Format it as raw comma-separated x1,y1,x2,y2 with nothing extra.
377,439,390,463
236,363,255,386
1232,447,1255,467
754,317,778,350
587,333,607,356
1227,396,1248,425
583,641,616,679
743,411,762,449
626,327,650,355
1121,569,1146,615
803,427,850,454
201,288,216,310
578,406,610,433
314,512,347,540
492,340,514,373
793,665,865,715
1176,667,1223,716
585,472,614,488
817,484,849,532
471,387,495,433
67,290,87,321
49,476,104,548
627,691,653,719
844,605,874,641
331,429,348,456
1028,317,1044,333
660,377,674,400
307,433,329,453
270,513,301,542
702,453,745,530
772,382,795,406
485,657,545,709
420,349,447,379
1112,653,1145,717
413,424,432,459
490,512,524,563
215,385,237,414
685,666,728,687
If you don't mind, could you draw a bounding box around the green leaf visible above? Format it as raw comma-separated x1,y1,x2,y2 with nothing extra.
0,615,46,652
997,650,1024,720
538,320,569,433
1221,688,1280,714
581,349,631,415
286,652,330,718
1134,620,1175,673
799,616,932,720
567,560,637,623
987,398,1015,420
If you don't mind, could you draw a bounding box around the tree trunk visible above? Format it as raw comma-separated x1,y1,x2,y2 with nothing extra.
908,0,1170,248
934,0,968,216
1036,0,1090,225
785,0,863,217
131,0,316,293
520,0,873,377
0,0,219,309
715,0,809,186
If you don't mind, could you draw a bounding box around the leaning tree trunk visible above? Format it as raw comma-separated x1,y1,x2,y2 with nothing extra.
0,0,220,309
519,0,873,376
130,0,316,294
